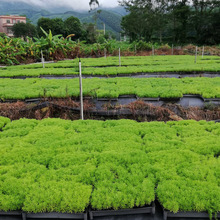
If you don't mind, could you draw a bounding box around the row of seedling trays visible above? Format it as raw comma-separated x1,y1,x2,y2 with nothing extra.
1,203,219,220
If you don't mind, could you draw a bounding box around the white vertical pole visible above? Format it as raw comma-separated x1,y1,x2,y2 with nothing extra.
202,46,204,58
104,48,106,58
79,59,84,120
195,46,198,63
119,48,121,67
41,50,45,68
172,44,174,55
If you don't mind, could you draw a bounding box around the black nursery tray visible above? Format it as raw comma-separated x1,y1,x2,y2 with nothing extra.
0,211,22,220
163,210,220,220
89,203,155,220
0,211,88,220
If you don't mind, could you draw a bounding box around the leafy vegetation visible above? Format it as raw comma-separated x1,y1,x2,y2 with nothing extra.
0,77,219,100
0,118,219,216
1,27,219,66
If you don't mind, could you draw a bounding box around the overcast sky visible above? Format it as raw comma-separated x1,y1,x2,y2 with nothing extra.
9,0,120,11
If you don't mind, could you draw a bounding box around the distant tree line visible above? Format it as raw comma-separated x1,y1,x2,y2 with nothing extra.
119,0,220,45
12,16,111,43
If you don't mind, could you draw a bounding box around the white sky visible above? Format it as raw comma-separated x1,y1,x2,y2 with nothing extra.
8,0,120,11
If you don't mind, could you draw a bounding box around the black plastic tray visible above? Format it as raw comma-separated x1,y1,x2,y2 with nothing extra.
89,203,155,220
0,211,88,220
163,210,220,220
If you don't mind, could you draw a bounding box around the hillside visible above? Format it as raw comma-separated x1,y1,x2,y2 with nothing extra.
0,1,124,37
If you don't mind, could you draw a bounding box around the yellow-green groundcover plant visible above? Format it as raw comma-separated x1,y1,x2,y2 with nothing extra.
0,117,219,219
0,77,219,100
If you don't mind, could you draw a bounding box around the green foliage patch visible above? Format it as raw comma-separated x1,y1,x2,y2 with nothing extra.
0,77,219,100
0,117,10,129
0,119,219,216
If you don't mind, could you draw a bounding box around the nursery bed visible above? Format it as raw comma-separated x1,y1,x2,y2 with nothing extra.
0,118,219,219
0,77,219,101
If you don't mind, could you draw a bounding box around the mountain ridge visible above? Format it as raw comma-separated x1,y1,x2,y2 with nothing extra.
0,1,126,36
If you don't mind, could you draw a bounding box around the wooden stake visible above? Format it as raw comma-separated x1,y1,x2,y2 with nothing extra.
79,59,84,120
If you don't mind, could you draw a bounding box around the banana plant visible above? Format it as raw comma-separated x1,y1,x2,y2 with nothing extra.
38,27,66,58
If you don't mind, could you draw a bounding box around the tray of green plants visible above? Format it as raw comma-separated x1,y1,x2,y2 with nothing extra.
0,77,219,100
5,55,219,68
1,65,220,78
0,118,219,219
0,55,219,78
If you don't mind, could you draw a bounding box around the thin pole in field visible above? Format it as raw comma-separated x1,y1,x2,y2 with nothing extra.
104,48,106,58
172,44,174,55
195,46,198,63
202,46,204,58
79,58,84,120
41,50,45,68
119,48,121,67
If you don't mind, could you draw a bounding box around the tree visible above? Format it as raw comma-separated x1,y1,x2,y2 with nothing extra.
191,0,220,44
12,22,37,39
82,23,97,43
166,0,191,43
119,0,168,42
119,0,220,45
37,17,65,37
64,16,82,39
